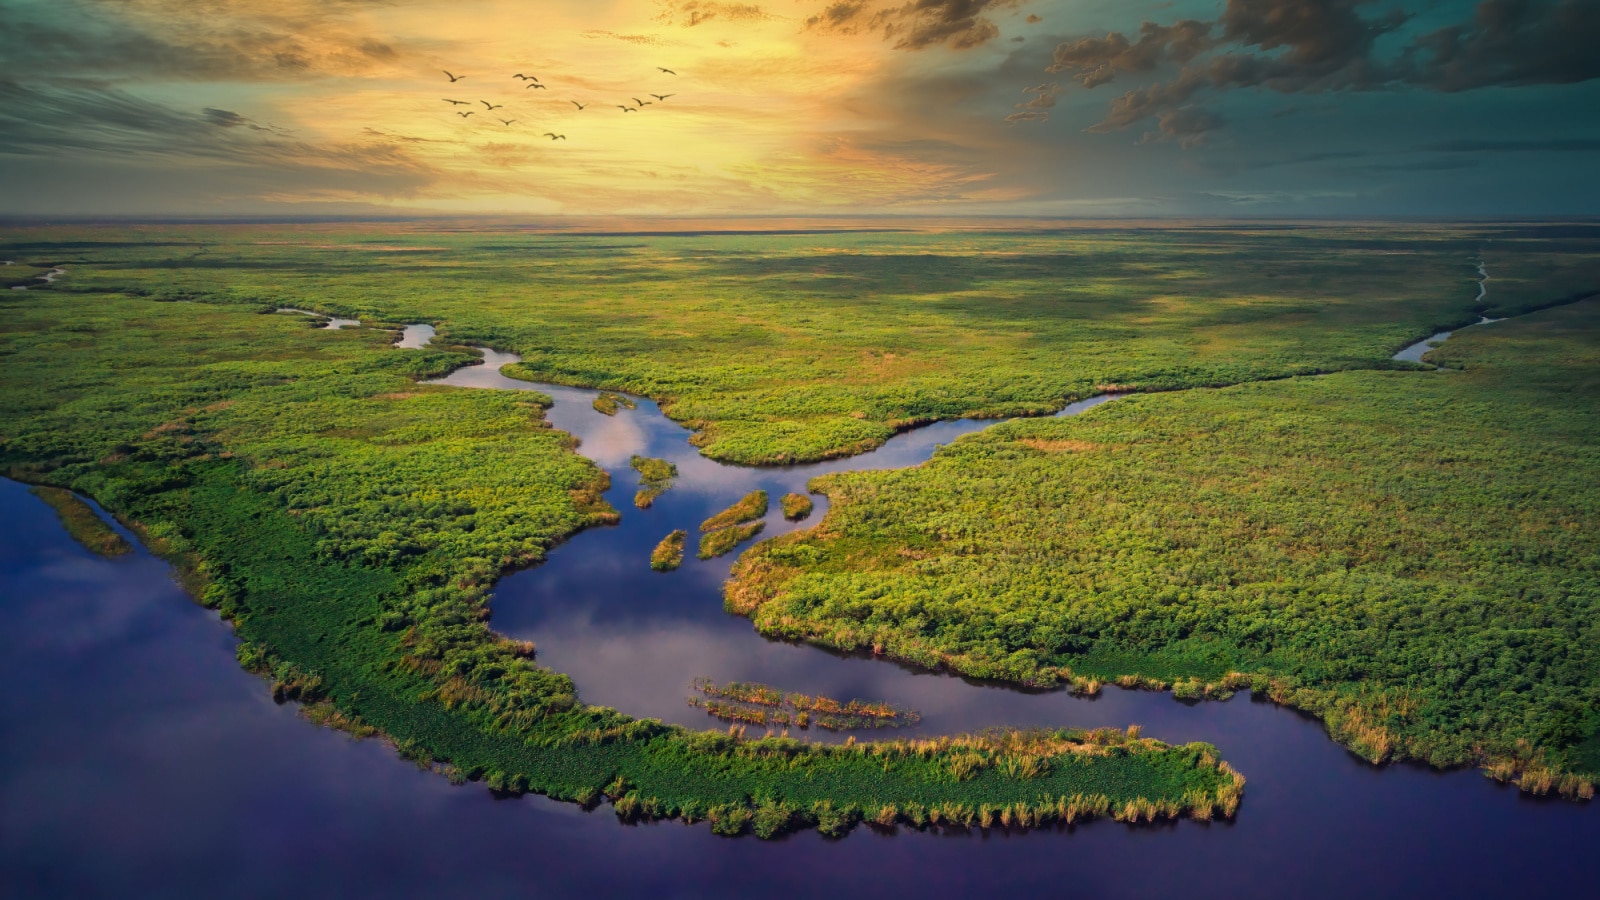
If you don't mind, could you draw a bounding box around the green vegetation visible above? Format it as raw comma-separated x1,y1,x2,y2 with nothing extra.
10,223,1596,466
593,391,635,416
697,491,770,558
651,530,687,571
630,455,677,509
29,485,130,557
0,270,1236,835
781,492,814,521
690,678,920,730
5,221,1597,822
730,300,1600,795
699,521,765,560
702,490,768,532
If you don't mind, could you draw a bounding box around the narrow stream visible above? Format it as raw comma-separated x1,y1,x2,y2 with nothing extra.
8,265,65,292
1392,261,1500,363
415,331,1122,741
278,307,361,330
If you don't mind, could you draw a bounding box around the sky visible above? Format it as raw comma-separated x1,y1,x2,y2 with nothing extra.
0,0,1596,218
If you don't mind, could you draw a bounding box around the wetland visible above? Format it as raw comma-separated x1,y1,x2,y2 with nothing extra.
2,222,1597,895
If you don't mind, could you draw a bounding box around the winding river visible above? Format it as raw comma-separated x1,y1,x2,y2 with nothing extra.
1391,261,1502,363
4,266,1595,897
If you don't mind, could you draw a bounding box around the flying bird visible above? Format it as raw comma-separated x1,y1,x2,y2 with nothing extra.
481,101,503,110
544,133,566,140
650,94,674,102
657,67,676,75
616,105,636,112
513,74,539,81
526,82,546,89
456,111,475,117
442,99,470,105
499,118,517,126
443,70,466,82
571,101,587,110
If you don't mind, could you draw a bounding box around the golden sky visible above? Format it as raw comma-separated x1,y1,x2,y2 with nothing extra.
7,0,1053,214
2,0,1596,217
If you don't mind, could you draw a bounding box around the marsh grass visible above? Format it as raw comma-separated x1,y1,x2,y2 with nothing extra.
631,455,677,508
13,223,1595,830
729,300,1600,790
651,529,687,571
698,521,764,559
689,678,920,730
781,492,814,521
592,392,635,416
29,486,130,557
701,490,767,532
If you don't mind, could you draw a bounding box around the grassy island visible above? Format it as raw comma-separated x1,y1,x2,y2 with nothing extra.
702,490,768,532
651,530,687,571
630,455,677,509
592,392,635,416
699,522,765,560
781,492,814,521
691,678,920,730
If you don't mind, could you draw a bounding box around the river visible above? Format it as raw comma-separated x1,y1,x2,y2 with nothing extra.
3,295,1595,897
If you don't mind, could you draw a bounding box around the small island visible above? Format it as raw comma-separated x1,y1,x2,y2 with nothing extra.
631,455,677,509
651,529,686,571
592,391,635,416
780,492,813,521
698,491,769,559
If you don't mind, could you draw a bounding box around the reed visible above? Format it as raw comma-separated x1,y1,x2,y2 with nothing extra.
690,678,921,730
692,678,784,706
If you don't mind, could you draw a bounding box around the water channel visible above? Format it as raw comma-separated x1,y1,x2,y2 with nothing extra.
4,277,1595,896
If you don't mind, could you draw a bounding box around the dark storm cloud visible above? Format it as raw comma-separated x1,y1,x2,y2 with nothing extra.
806,0,1024,50
1404,0,1600,91
1048,19,1214,87
1045,0,1600,142
0,81,437,196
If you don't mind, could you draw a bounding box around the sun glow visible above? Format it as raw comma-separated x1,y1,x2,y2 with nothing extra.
89,0,990,213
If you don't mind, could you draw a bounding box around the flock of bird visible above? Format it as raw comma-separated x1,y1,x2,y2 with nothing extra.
439,67,678,142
